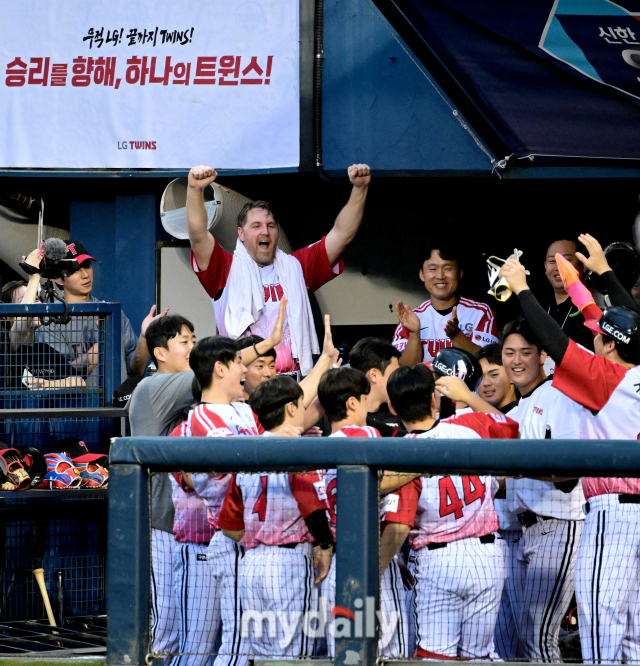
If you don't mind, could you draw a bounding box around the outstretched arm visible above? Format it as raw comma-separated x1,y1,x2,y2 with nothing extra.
239,298,288,366
299,314,338,407
186,165,218,271
325,164,371,266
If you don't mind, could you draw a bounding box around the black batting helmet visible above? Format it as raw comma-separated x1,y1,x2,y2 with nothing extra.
586,306,640,365
431,347,482,391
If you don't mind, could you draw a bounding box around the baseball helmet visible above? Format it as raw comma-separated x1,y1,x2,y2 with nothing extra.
585,306,640,364
431,347,482,391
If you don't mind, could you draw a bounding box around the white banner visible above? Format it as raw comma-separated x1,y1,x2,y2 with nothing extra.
0,0,300,169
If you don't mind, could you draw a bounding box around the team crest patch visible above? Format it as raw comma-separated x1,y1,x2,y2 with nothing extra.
197,553,207,561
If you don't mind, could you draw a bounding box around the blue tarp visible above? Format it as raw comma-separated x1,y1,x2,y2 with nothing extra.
381,0,640,160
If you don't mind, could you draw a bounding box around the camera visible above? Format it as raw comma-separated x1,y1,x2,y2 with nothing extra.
19,238,76,281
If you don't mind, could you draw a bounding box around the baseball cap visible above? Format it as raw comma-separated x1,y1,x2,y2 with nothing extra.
585,306,640,363
53,438,108,466
64,240,96,264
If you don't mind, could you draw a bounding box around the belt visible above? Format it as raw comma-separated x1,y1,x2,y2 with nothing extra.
585,494,640,514
427,534,495,550
278,543,298,549
517,511,554,528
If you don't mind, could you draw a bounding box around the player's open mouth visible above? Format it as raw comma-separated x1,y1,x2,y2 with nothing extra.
258,241,270,249
240,379,245,385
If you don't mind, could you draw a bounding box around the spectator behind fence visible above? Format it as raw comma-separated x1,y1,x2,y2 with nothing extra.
393,240,498,365
186,163,371,378
542,238,594,352
30,240,168,381
1,251,85,390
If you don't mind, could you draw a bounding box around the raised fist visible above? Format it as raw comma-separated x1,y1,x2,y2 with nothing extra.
188,165,217,190
348,163,371,188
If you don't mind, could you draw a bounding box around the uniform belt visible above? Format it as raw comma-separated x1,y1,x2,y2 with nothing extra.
427,534,495,550
278,542,298,549
517,511,554,528
585,494,640,514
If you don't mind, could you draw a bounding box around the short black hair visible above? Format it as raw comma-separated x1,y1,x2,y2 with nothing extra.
249,375,304,431
317,367,370,424
501,318,544,354
476,342,503,366
419,239,463,272
189,336,237,400
387,365,435,424
146,315,195,362
235,335,276,361
349,337,400,376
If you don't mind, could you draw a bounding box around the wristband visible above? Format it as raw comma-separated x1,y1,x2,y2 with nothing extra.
253,343,261,357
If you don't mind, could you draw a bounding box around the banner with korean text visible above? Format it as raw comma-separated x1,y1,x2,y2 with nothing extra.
0,0,300,169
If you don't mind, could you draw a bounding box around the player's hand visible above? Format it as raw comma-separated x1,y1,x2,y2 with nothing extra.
302,426,323,438
397,559,415,591
270,425,303,438
499,259,529,295
188,165,217,190
435,376,472,403
267,297,288,348
396,301,420,333
140,304,170,338
331,350,342,368
444,306,461,340
576,233,611,276
347,163,371,188
313,545,333,585
320,314,336,359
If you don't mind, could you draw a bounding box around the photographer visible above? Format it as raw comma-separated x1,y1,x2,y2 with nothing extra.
28,240,167,379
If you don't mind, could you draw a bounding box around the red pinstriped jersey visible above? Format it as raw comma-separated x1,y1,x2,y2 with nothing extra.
552,340,640,499
218,472,327,548
392,298,498,362
180,402,262,528
382,412,513,545
319,425,382,536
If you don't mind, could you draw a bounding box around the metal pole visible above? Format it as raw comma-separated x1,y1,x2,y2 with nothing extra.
107,463,150,665
334,465,379,666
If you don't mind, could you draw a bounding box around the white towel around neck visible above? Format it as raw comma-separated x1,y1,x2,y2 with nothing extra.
223,239,319,376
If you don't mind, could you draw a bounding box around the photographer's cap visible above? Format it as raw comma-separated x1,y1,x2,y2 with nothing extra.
65,240,96,264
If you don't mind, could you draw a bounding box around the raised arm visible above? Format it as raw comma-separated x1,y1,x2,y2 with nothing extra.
239,298,288,366
299,314,337,406
324,164,371,266
10,248,42,350
186,165,218,271
128,304,170,376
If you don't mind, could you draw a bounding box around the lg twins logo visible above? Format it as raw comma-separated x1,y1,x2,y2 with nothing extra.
432,359,468,379
601,321,630,344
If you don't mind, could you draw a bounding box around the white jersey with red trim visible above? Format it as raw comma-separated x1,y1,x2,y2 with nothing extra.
217,472,326,548
387,412,515,545
552,339,640,499
506,379,585,520
392,297,498,362
184,402,261,528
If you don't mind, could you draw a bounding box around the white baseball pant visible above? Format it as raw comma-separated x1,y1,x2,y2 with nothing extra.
494,530,524,660
321,555,409,658
238,542,317,659
413,536,505,659
169,542,219,666
206,530,247,666
512,517,583,662
576,494,640,664
151,528,179,659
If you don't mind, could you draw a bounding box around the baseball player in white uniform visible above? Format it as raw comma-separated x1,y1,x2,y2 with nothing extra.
393,242,497,364
383,364,518,659
501,250,640,663
317,367,409,658
499,317,585,662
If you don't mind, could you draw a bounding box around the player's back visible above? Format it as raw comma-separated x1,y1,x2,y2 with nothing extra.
225,472,323,548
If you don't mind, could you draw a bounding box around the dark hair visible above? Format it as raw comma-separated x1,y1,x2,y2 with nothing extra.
419,239,463,272
317,367,370,424
1,280,27,304
501,318,544,354
349,337,400,376
475,342,503,366
146,315,195,362
235,334,276,361
189,336,238,400
387,365,435,424
249,375,304,431
237,200,276,228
